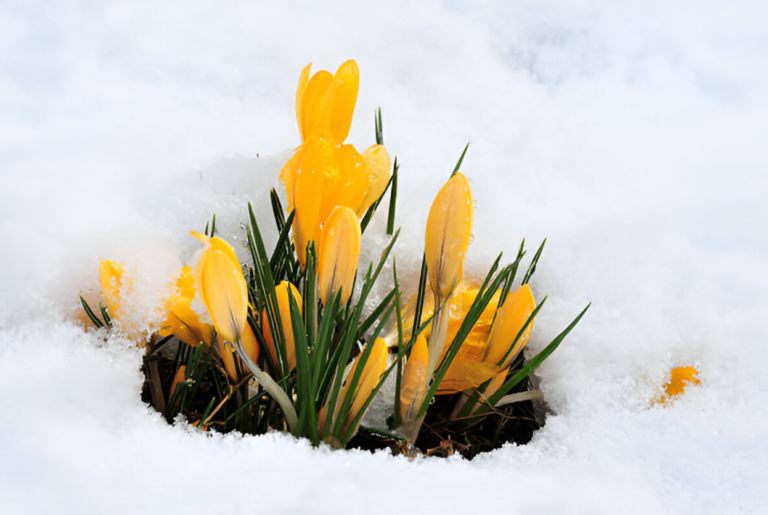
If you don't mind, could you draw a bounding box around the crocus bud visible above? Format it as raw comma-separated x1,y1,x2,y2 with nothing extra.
318,206,361,306
484,285,536,369
399,334,429,423
262,281,303,372
99,260,125,320
339,337,388,436
425,173,472,302
191,232,248,344
296,60,359,144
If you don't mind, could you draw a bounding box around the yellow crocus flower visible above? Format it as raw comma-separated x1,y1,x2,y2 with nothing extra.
280,60,391,268
159,266,213,348
295,60,359,143
262,281,303,373
399,334,429,424
425,172,473,303
191,232,248,345
318,206,361,306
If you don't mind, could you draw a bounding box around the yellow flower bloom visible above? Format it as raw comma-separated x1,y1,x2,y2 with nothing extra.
399,334,429,423
280,60,391,267
191,232,248,345
262,281,303,373
392,281,535,395
99,260,126,320
318,206,361,306
159,266,213,348
295,60,359,144
655,366,701,406
425,172,473,303
218,322,259,382
484,284,536,369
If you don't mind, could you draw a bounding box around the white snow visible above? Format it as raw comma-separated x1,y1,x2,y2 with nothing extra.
2,0,768,513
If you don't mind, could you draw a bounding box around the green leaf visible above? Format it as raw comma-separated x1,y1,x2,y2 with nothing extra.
451,143,470,177
79,296,104,328
386,158,399,236
288,287,318,444
522,238,546,285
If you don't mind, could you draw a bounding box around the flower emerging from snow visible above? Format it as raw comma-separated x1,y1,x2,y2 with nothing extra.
280,60,390,268
191,232,248,345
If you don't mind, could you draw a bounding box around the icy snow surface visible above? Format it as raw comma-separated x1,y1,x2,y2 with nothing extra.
2,1,768,513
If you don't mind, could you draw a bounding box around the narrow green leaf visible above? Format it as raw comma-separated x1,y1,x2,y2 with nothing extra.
79,296,104,329
288,288,317,444
522,238,546,285
386,158,399,236
451,143,470,177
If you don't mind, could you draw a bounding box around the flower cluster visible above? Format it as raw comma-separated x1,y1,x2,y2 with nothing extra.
81,59,591,455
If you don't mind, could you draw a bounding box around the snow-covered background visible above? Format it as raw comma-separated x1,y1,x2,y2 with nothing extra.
2,1,767,513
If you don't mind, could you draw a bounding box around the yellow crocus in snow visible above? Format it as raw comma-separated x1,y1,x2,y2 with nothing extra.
262,281,303,373
425,172,473,303
655,366,701,406
191,232,248,345
318,206,361,306
280,60,391,267
159,266,213,348
424,172,473,379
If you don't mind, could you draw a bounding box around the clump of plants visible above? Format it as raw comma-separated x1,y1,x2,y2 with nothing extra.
80,60,589,458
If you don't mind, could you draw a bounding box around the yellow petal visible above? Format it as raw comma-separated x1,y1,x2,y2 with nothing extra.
300,70,334,141
425,173,473,302
399,334,429,422
262,281,302,373
333,143,370,215
437,333,501,394
328,60,359,144
176,266,196,300
318,206,361,306
169,366,186,401
193,234,248,344
341,337,388,435
159,296,213,348
357,144,391,216
217,323,259,382
279,146,304,211
484,284,535,368
295,63,312,141
99,260,125,319
292,137,337,268
655,366,701,405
